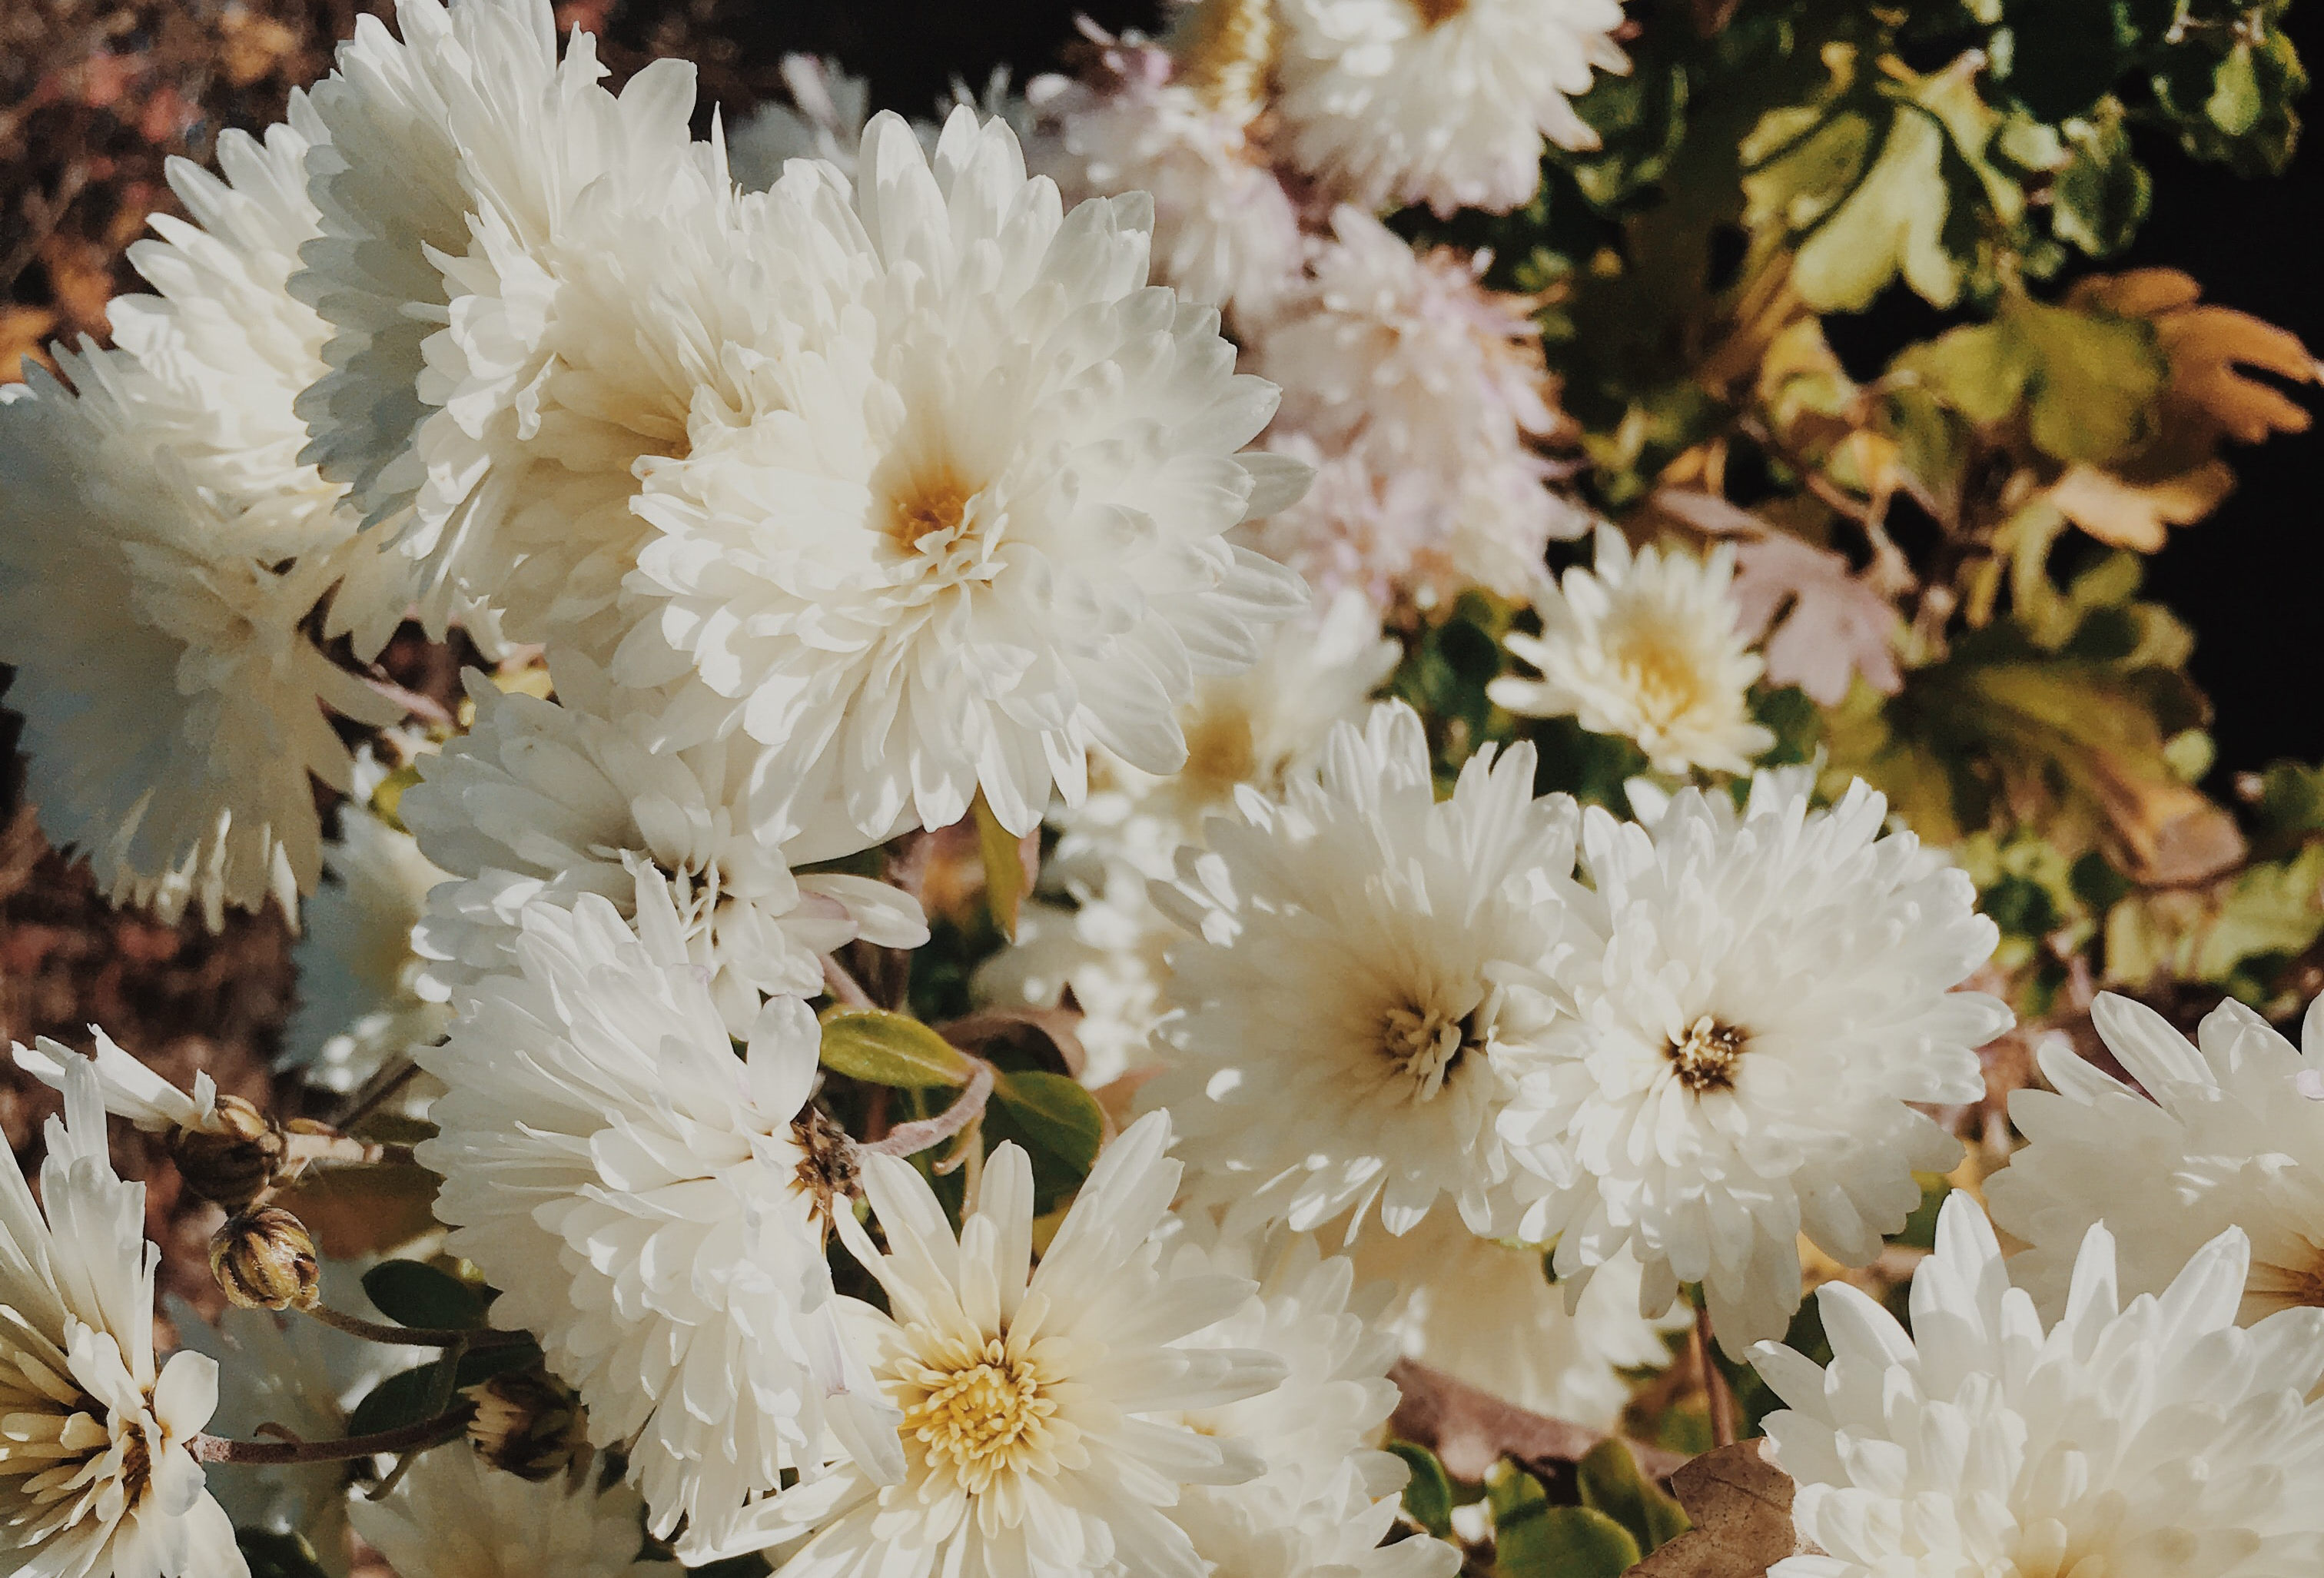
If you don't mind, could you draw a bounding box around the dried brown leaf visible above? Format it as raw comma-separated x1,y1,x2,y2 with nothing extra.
2046,461,2235,553
1627,1440,1818,1578
1386,1358,1685,1484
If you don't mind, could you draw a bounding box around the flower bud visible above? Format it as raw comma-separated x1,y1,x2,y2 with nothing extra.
169,1095,286,1208
464,1370,586,1481
210,1208,320,1311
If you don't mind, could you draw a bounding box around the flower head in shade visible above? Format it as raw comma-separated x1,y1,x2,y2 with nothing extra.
1489,526,1775,776
400,662,925,1034
0,1058,244,1578
1753,1194,2324,1578
1499,776,2014,1351
1246,211,1582,605
1160,1215,1459,1578
283,746,453,1096
1274,0,1629,217
292,0,709,640
413,872,902,1554
978,592,1398,1085
1142,700,1578,1237
708,1114,1287,1576
1028,34,1303,318
349,1443,676,1578
1989,992,2324,1327
614,108,1310,847
1348,1218,1678,1430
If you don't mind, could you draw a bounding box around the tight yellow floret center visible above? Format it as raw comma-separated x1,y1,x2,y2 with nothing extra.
1668,1015,1748,1094
901,1340,1058,1493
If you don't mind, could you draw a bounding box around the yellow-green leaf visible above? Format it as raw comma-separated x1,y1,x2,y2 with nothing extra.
989,1071,1104,1177
819,1007,978,1089
1578,1437,1691,1553
974,792,1029,941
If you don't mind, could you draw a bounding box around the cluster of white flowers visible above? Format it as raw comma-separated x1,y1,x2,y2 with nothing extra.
8,4,2324,1578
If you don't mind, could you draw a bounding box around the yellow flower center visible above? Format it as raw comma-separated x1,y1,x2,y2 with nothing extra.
1380,1002,1479,1101
888,470,978,553
1180,702,1262,808
1612,628,1711,733
1406,0,1470,26
0,1327,153,1550
1668,1015,1748,1094
1172,0,1277,123
900,1339,1059,1495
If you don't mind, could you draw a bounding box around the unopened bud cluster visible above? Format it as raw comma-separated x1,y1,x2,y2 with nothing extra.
464,1369,588,1481
170,1095,286,1208
210,1206,320,1311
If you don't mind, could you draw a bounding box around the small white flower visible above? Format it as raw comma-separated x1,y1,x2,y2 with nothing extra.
978,592,1397,1085
1143,699,1578,1236
1275,0,1629,218
731,55,876,188
413,872,902,1553
709,1114,1287,1576
1348,1218,1678,1430
1988,992,2324,1326
1247,210,1581,605
1754,1194,2324,1578
1028,37,1303,317
613,108,1310,848
284,748,453,1095
1489,526,1775,775
400,661,926,1035
13,1028,223,1136
0,1058,244,1578
348,1442,677,1578
1500,776,2014,1351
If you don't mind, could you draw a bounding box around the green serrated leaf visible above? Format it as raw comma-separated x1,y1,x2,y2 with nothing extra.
1577,1437,1690,1553
237,1530,332,1578
819,1007,978,1089
1388,1441,1456,1539
361,1260,486,1332
347,1358,452,1438
988,1071,1104,1178
2052,105,2152,257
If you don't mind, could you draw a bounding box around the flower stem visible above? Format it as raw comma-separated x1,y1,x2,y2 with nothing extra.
1695,1302,1738,1448
190,1406,471,1466
300,1302,530,1350
858,1058,995,1160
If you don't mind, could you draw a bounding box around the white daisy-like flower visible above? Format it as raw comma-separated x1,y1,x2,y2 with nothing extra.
1162,1215,1459,1578
400,661,926,1035
0,112,402,929
613,107,1310,846
1988,992,2324,1327
1489,525,1774,775
1347,1218,1676,1430
1274,0,1629,218
283,748,452,1095
0,1058,244,1578
349,1443,676,1578
1754,1194,2324,1578
731,55,875,188
13,1028,226,1138
706,1113,1286,1575
1247,209,1581,603
412,872,904,1554
170,1267,425,1576
1028,35,1303,317
978,591,1398,1085
292,0,708,639
1499,776,2014,1352
1142,699,1578,1236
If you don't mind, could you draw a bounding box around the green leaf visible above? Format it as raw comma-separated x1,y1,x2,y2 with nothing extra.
1502,1503,1643,1578
361,1260,486,1332
2249,762,2324,840
819,1007,978,1089
237,1530,331,1578
347,1358,453,1437
973,793,1028,942
1577,1438,1690,1553
1895,297,2166,464
1388,1441,1456,1539
2051,105,2151,257
988,1071,1104,1178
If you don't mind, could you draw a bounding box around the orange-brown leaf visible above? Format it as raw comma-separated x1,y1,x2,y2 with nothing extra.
1628,1440,1819,1578
2047,461,2235,552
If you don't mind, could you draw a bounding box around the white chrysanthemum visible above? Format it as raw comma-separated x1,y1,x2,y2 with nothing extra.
708,1114,1285,1575
1028,35,1303,317
1499,777,2014,1351
283,749,452,1095
412,873,903,1554
0,1058,243,1578
1989,992,2324,1327
1161,1216,1458,1578
170,1267,423,1576
1247,209,1582,603
400,663,926,1034
349,1443,676,1578
1348,1217,1675,1429
1490,526,1775,775
613,108,1310,846
292,0,708,639
0,115,402,928
1142,700,1577,1236
1755,1194,2324,1578
1275,0,1628,217
732,55,876,188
